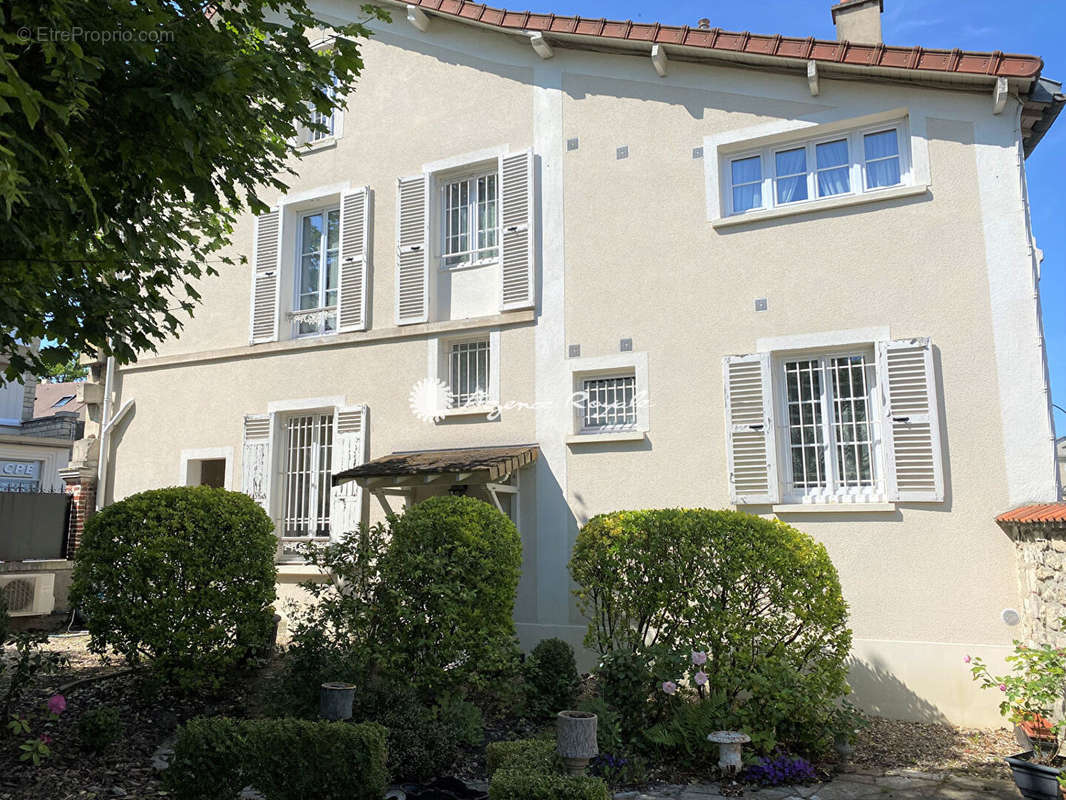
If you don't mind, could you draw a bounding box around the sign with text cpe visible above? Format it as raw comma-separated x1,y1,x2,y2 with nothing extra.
0,460,41,492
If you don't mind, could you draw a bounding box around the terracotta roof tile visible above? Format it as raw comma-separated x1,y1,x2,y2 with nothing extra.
996,504,1066,524
401,0,1044,80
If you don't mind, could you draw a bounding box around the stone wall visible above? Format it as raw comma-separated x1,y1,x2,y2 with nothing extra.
1003,522,1066,647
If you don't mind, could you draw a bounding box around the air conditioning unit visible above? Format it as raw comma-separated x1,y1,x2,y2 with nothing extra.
0,573,55,616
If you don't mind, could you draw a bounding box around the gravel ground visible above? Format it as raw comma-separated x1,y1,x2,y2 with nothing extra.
0,637,1026,798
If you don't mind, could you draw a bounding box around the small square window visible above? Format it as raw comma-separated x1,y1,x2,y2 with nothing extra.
448,338,491,409
581,374,638,432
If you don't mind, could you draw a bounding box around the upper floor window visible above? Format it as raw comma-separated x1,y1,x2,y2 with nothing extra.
441,171,499,270
304,75,339,145
726,122,907,216
294,208,339,337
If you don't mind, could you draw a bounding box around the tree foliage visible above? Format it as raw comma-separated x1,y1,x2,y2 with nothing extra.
0,0,388,380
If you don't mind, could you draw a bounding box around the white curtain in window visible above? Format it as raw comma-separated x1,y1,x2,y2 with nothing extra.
816,140,851,197
775,148,807,204
731,156,762,212
864,130,901,188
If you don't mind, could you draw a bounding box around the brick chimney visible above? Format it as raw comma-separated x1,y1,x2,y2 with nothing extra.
831,0,883,44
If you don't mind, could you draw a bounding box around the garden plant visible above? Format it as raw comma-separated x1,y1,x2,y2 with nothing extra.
69,486,278,691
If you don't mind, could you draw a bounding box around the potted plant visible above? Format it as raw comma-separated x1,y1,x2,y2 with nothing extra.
969,636,1066,800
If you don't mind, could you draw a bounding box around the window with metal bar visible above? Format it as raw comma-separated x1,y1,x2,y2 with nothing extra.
581,374,637,431
307,77,337,143
441,171,499,269
281,413,334,541
782,354,877,498
448,339,491,408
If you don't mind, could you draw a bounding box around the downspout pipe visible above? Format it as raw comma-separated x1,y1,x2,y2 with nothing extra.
95,356,115,511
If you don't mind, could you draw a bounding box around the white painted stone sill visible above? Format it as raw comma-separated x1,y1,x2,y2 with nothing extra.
276,563,327,578
770,503,896,513
437,405,499,420
711,184,930,229
300,137,338,154
566,430,646,445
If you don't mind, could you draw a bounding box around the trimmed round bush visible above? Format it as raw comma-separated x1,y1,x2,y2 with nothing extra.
377,495,522,696
523,638,580,720
70,486,277,690
570,509,852,752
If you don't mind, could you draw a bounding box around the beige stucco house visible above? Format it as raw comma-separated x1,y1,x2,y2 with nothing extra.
80,0,1065,726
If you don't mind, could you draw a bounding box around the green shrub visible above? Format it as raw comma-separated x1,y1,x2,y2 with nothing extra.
0,591,8,644
167,717,387,800
70,487,277,691
77,705,124,752
437,695,485,748
489,769,609,800
523,638,580,720
575,696,622,754
486,739,558,776
570,509,852,754
372,688,460,782
377,496,522,697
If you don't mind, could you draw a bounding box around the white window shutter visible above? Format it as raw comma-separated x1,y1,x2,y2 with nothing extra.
330,406,367,541
723,353,779,504
877,338,944,502
499,149,534,310
396,175,428,325
242,414,272,514
250,210,281,343
337,186,370,333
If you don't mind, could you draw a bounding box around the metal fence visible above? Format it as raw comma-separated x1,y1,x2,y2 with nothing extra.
0,491,71,561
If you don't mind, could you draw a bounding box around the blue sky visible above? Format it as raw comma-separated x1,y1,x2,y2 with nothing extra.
523,0,1066,435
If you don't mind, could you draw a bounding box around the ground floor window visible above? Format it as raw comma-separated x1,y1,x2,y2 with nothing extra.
580,374,638,432
281,413,333,540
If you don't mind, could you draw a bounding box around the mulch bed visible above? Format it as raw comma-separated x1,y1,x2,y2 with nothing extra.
1,637,1025,797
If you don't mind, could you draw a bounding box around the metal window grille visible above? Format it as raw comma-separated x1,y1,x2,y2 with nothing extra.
308,82,336,142
282,413,333,540
582,375,637,431
449,339,490,408
784,355,875,495
442,172,499,268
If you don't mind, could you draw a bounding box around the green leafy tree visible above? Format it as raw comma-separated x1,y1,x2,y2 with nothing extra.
42,354,88,382
0,0,388,381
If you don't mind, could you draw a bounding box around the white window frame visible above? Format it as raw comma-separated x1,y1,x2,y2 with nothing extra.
772,346,887,504
578,372,640,433
725,120,911,217
438,167,501,272
427,329,501,418
278,410,335,552
292,206,340,339
179,447,234,490
567,352,650,445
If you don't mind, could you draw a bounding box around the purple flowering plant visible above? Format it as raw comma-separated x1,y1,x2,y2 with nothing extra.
744,752,818,787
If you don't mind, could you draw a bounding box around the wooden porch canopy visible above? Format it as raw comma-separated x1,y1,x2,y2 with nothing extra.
332,444,539,490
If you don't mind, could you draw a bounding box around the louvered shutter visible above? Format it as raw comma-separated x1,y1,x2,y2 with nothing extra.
877,338,944,502
723,353,779,504
250,211,281,343
337,187,369,332
330,406,367,541
499,149,534,310
396,175,428,325
242,414,272,513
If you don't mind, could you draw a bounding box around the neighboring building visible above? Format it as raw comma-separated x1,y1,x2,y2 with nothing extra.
78,0,1064,725
0,364,80,494
32,381,87,442
1058,436,1066,498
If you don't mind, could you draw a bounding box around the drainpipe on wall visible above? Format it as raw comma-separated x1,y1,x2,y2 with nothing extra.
94,356,114,511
